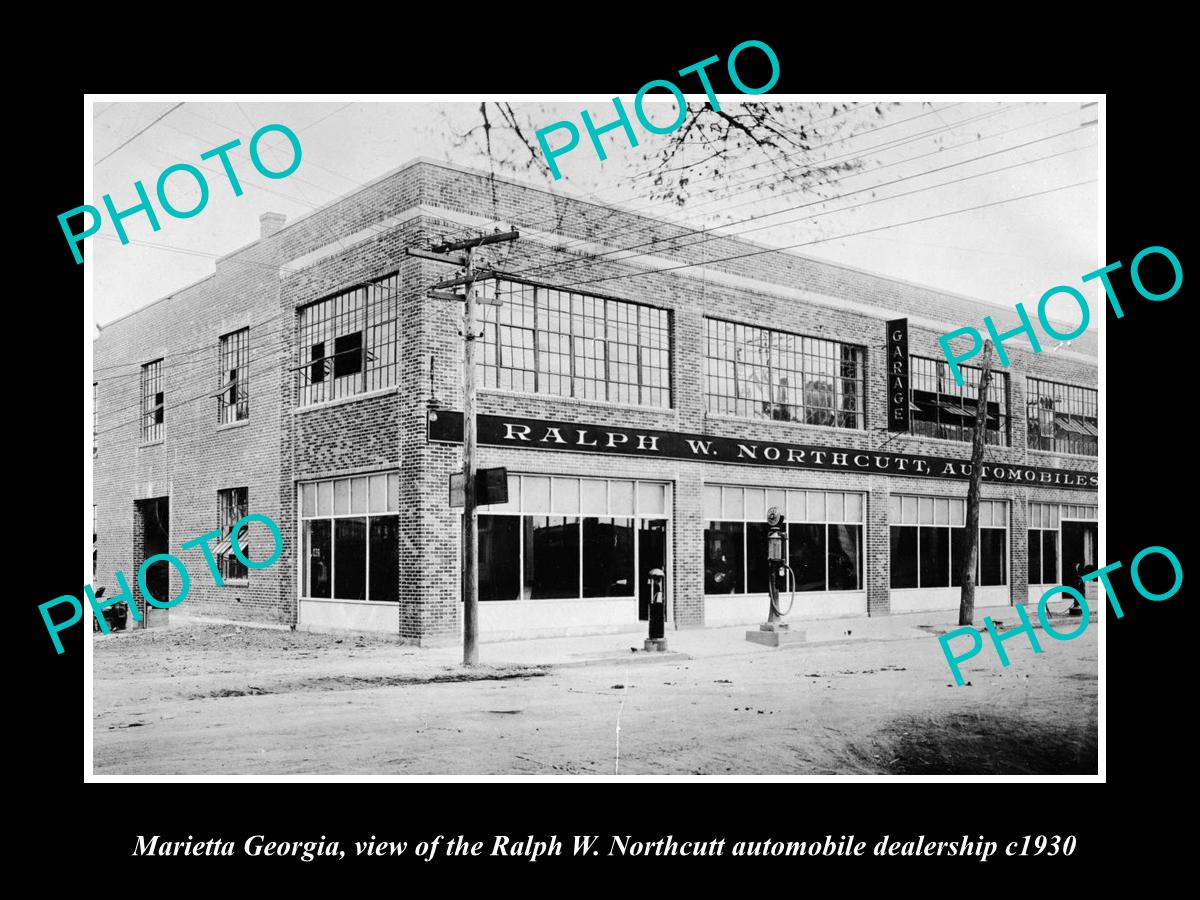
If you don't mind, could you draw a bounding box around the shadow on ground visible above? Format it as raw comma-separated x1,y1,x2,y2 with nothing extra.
846,711,1098,775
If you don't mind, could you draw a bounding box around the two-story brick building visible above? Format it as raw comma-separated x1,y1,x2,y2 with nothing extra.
92,158,1098,645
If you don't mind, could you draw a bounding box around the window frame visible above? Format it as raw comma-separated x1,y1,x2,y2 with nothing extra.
1028,501,1097,586
475,474,672,602
889,494,1010,588
909,355,1010,447
476,279,672,409
217,487,250,583
702,485,866,595
296,272,400,407
702,317,867,430
140,359,164,444
218,327,251,425
298,473,401,603
1025,376,1098,457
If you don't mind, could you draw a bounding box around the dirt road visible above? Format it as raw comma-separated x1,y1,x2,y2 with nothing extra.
93,623,1097,775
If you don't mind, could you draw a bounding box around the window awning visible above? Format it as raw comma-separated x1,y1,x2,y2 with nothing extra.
935,400,972,418
1055,417,1091,436
211,535,233,557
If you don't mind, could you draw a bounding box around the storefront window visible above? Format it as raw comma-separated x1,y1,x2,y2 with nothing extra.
477,475,670,601
582,518,634,598
889,495,1009,588
704,486,865,594
1028,502,1095,585
299,473,400,602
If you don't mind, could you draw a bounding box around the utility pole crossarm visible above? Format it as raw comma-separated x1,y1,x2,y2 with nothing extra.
406,247,470,267
431,230,520,253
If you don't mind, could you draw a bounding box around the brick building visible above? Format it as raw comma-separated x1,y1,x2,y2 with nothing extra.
92,158,1098,645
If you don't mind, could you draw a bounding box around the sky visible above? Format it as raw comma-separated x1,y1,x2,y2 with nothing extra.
89,99,1099,335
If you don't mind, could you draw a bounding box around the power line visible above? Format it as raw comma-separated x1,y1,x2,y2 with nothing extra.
97,103,993,303
500,103,1013,266
552,103,1072,256
94,344,291,438
556,178,1098,290
95,102,184,166
298,102,355,133
504,127,1094,284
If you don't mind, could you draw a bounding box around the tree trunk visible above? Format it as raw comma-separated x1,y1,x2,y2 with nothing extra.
959,340,994,627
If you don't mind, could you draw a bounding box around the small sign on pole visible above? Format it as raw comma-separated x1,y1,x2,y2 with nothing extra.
449,467,508,508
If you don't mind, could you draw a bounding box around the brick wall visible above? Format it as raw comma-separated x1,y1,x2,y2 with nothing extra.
93,157,1097,642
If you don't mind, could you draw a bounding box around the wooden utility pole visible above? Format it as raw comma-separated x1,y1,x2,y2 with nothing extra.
407,229,518,666
959,339,994,626
456,245,481,664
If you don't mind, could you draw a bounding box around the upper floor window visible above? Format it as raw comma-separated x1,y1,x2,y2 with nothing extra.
297,272,399,406
1026,377,1097,457
140,359,164,443
477,280,671,408
910,355,1009,446
218,328,250,424
704,318,865,429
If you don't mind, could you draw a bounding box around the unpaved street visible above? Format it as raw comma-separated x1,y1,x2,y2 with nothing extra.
93,623,1097,775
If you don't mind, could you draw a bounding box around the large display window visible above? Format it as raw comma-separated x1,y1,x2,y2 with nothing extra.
889,495,1008,589
478,475,671,603
704,485,864,594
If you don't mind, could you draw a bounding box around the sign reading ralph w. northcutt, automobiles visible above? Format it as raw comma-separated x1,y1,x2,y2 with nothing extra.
427,411,1098,489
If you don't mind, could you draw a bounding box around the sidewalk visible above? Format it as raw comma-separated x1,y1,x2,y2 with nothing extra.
415,602,1096,669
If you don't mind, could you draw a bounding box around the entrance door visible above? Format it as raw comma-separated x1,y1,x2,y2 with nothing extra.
138,497,170,627
637,519,667,621
1061,520,1098,599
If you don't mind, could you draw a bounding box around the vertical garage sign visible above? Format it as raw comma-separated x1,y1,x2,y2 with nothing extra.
887,318,909,432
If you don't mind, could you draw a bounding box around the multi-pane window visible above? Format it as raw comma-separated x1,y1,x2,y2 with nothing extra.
703,486,865,594
889,496,1008,588
910,356,1009,446
1028,502,1097,585
214,488,250,582
704,319,865,429
218,328,250,424
140,359,164,443
1026,378,1097,456
297,272,400,406
477,280,671,408
476,475,670,602
300,473,400,602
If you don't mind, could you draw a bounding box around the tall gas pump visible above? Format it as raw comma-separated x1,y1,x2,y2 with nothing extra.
765,507,794,625
747,506,806,647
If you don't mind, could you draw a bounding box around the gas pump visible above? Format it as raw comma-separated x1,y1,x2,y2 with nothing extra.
747,507,805,646
644,567,667,652
765,506,796,626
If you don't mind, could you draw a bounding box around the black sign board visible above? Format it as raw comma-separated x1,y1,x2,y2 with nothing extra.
449,467,509,508
428,411,1097,491
887,318,910,432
